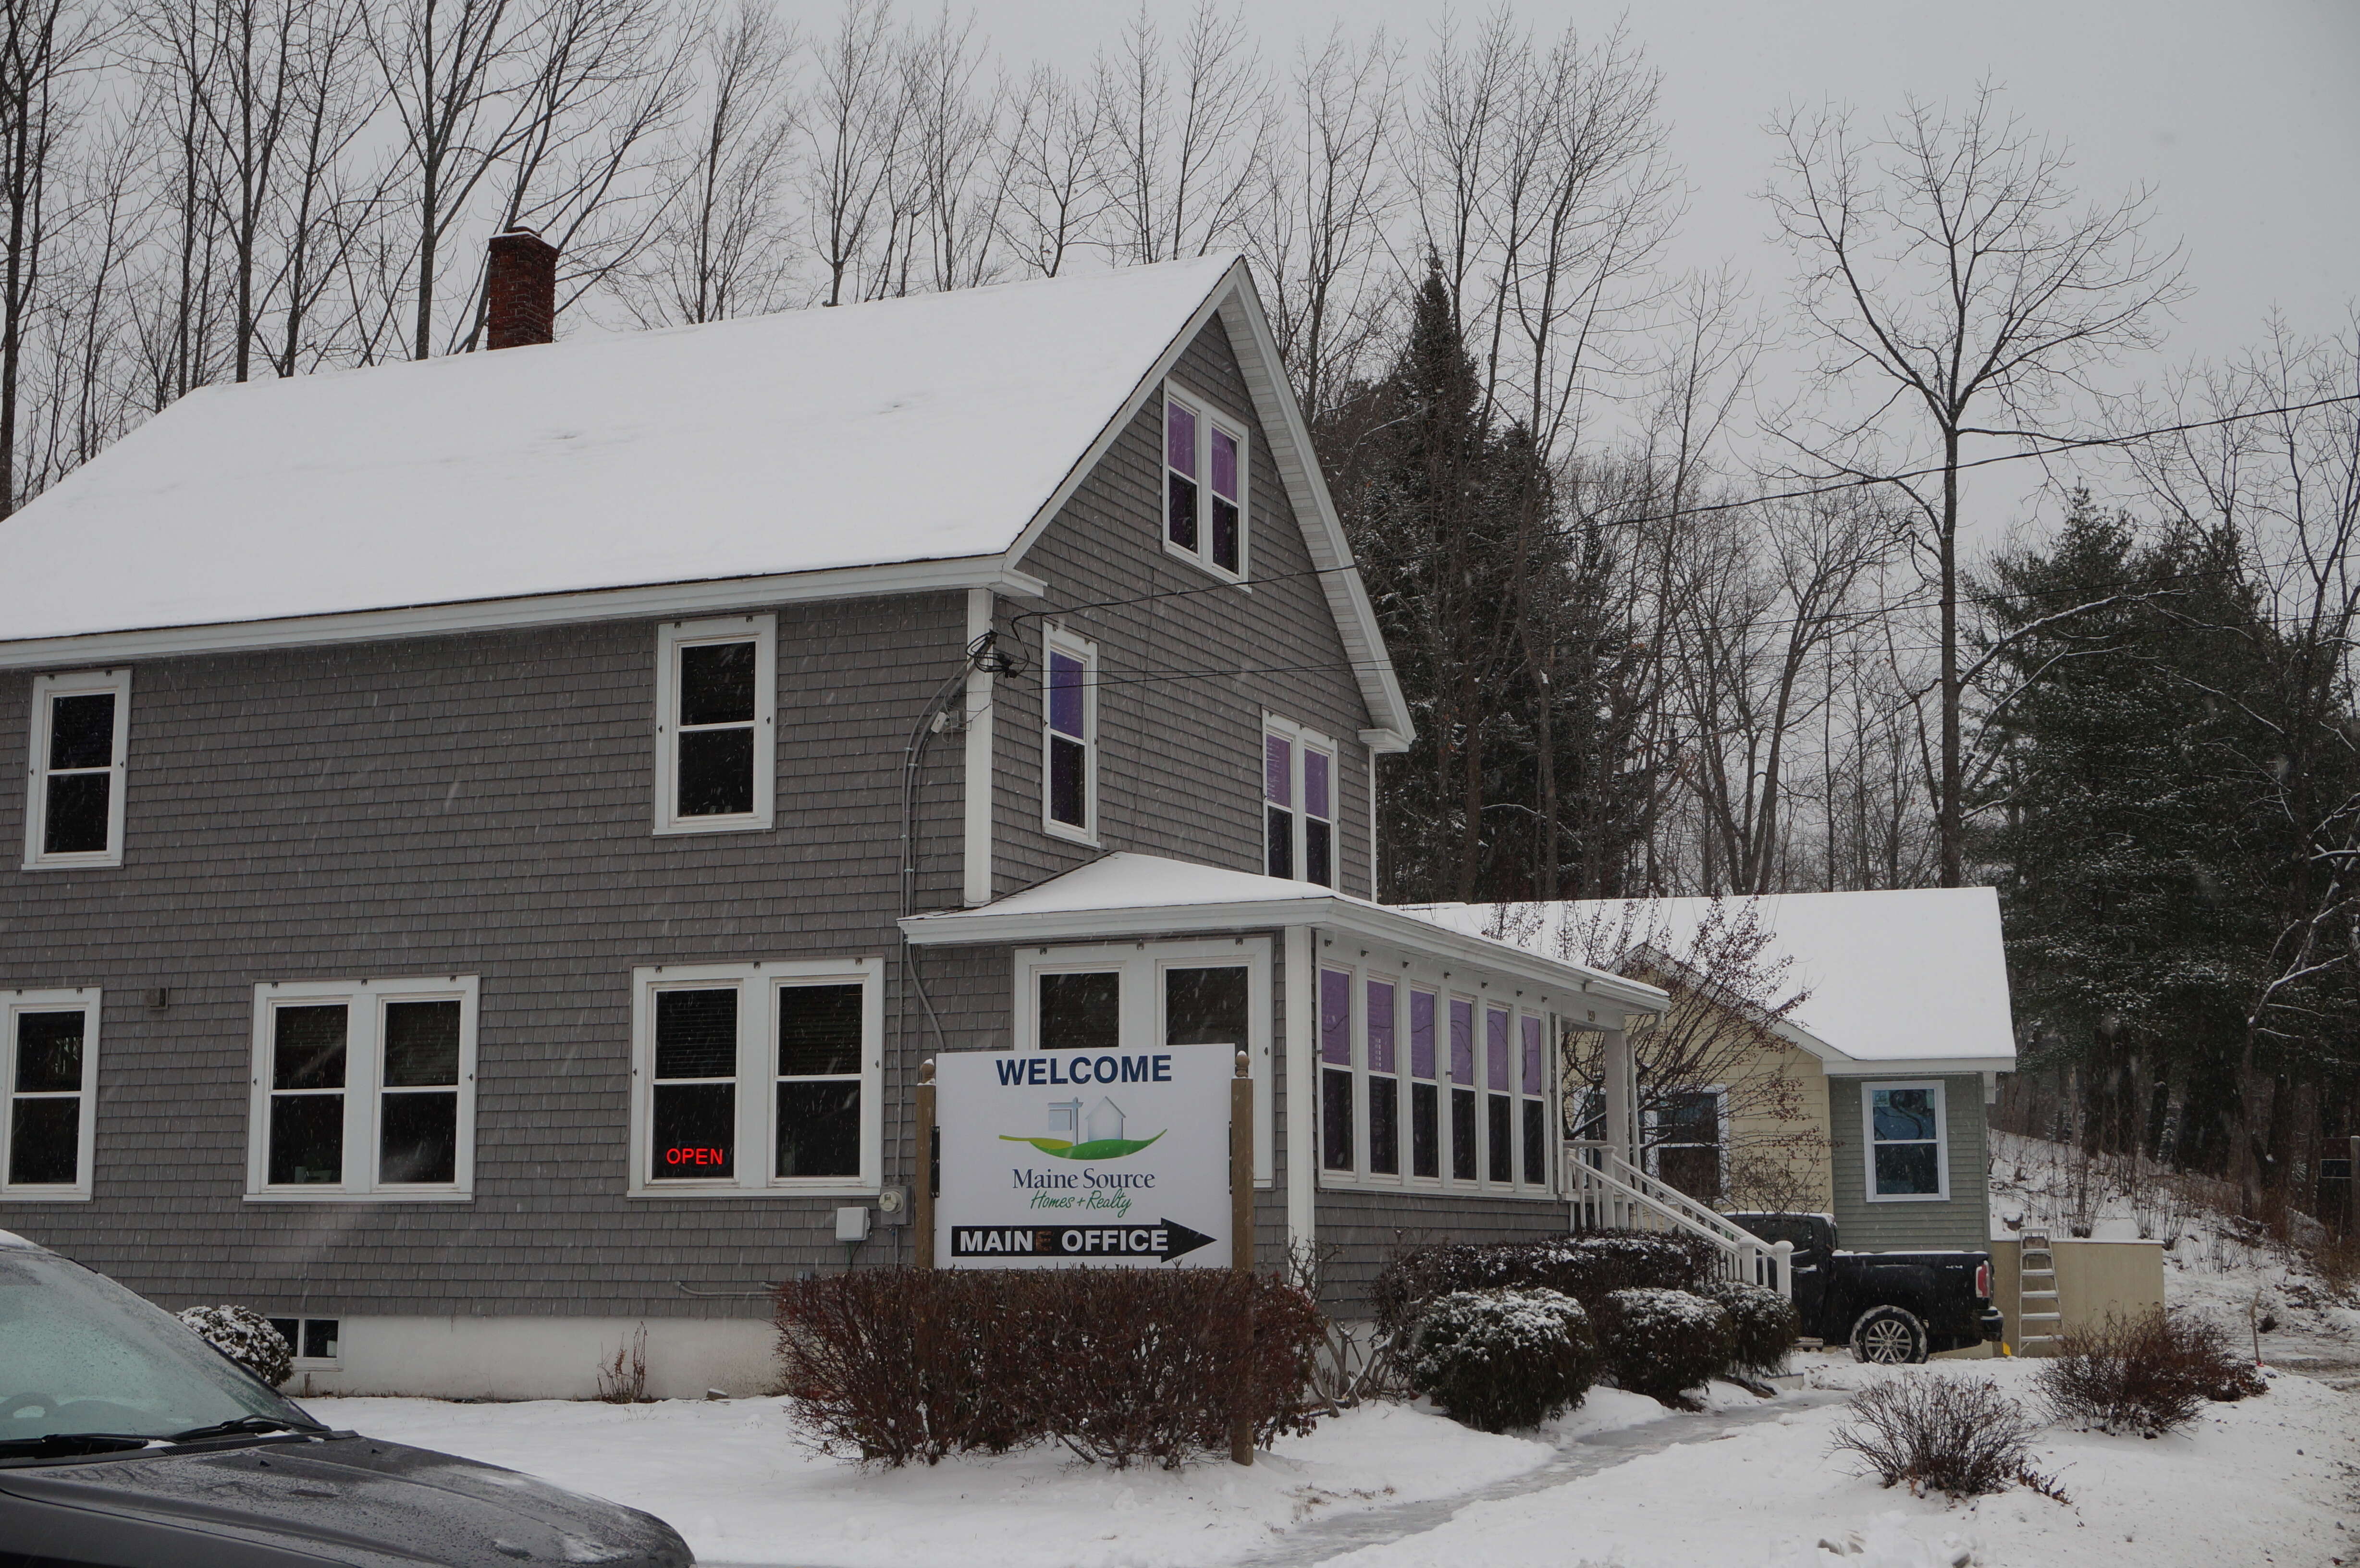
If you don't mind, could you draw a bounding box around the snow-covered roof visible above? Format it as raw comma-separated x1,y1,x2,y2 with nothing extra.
0,257,1411,743
1419,889,2015,1073
901,852,1668,1014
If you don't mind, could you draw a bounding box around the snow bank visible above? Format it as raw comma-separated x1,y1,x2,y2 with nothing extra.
300,1396,1552,1568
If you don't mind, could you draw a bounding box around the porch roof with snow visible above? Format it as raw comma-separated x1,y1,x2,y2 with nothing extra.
1415,889,2015,1075
900,852,1669,1016
0,257,1411,745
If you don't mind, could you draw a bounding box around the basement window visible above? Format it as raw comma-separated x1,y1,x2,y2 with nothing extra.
654,615,775,835
267,1317,341,1364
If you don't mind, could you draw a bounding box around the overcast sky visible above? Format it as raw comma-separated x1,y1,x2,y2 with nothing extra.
828,0,2359,536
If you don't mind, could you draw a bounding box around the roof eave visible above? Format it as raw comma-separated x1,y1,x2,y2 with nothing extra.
0,557,1049,671
1820,1056,2018,1077
901,893,1667,1014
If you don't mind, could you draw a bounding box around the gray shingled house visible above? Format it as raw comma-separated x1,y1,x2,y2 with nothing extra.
0,241,1679,1399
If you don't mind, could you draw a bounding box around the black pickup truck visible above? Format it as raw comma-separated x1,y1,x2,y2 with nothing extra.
1728,1213,2006,1363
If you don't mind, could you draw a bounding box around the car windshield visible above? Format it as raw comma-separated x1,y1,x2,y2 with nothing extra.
0,1248,316,1446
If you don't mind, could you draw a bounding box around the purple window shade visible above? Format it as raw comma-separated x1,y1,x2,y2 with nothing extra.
1166,400,1197,477
1265,734,1291,806
1450,999,1474,1085
1048,652,1085,738
1210,428,1238,500
1320,968,1351,1066
1487,1007,1510,1089
1522,1015,1543,1094
1410,991,1436,1079
1304,749,1330,820
1366,980,1396,1074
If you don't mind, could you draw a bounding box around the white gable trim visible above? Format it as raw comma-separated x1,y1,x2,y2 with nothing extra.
0,559,1050,671
998,257,1414,750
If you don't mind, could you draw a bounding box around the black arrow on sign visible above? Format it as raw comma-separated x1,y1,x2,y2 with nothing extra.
947,1219,1220,1262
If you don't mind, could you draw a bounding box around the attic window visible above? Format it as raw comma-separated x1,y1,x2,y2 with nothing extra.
655,616,775,836
1163,387,1246,579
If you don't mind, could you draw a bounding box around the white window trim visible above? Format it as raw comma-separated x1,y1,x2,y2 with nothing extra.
1861,1078,1951,1203
628,958,883,1199
267,1315,343,1367
653,615,776,836
1161,380,1251,584
245,977,480,1202
0,987,100,1201
1311,946,1559,1201
1263,715,1337,885
1014,938,1273,1186
23,668,130,870
1040,626,1099,846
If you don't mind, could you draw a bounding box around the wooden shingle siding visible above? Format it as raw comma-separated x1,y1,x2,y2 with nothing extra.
0,594,975,1320
1827,1073,1992,1252
993,315,1374,901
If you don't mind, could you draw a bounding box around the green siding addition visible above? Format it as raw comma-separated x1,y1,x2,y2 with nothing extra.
1827,1073,1991,1252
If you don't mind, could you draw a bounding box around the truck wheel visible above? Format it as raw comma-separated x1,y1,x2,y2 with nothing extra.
1850,1305,1929,1365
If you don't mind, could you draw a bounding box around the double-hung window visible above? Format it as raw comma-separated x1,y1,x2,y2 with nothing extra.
1648,1088,1725,1203
24,670,130,869
630,960,882,1196
1,989,98,1199
1862,1080,1948,1201
1163,387,1247,579
1263,719,1335,885
1042,628,1097,842
1409,988,1439,1177
1319,969,1352,1171
247,978,479,1200
654,616,775,835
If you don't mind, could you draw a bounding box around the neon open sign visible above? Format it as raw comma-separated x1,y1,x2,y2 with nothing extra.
663,1146,728,1166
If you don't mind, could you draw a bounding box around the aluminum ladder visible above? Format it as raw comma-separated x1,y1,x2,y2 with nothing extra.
2016,1228,2062,1355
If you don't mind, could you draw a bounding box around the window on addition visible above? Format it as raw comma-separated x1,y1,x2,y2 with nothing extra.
1164,390,1246,577
632,961,881,1196
2,991,98,1199
1319,968,1352,1171
1263,724,1334,885
25,670,130,870
1043,629,1097,841
246,979,478,1199
655,616,774,834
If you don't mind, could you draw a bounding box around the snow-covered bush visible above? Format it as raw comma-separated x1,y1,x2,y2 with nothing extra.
1596,1287,1735,1404
1405,1287,1598,1433
1697,1279,1799,1373
1832,1375,2056,1499
1373,1232,1722,1334
178,1305,292,1389
2039,1311,2264,1435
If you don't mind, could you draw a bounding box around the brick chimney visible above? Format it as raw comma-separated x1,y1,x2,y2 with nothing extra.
486,225,558,349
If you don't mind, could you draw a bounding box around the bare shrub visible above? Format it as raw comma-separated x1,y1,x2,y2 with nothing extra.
1831,1375,2057,1499
596,1324,650,1404
2039,1311,2264,1434
1286,1241,1410,1410
775,1268,1325,1470
1405,1288,1599,1432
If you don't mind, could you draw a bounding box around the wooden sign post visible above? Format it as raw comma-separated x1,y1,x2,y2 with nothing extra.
1230,1049,1254,1467
914,1058,936,1269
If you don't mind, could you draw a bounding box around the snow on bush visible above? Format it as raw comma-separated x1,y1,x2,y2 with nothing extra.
1596,1287,1735,1405
1832,1374,2060,1500
1405,1287,1599,1433
2038,1310,2266,1435
178,1305,292,1389
1697,1279,1800,1373
1373,1231,1722,1333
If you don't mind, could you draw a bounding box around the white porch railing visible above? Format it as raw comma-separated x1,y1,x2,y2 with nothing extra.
1566,1141,1793,1298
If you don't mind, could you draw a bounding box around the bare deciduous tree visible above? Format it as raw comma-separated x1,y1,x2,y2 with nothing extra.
1765,83,2187,885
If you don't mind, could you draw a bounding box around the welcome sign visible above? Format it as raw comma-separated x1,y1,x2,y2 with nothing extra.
934,1042,1234,1270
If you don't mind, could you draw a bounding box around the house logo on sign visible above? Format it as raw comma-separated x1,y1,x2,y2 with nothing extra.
1002,1094,1163,1161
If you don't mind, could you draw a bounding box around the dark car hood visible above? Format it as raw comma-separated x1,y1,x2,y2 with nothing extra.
0,1434,693,1568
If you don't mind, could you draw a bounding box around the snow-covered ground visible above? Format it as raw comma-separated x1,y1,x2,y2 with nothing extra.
1990,1131,2360,1386
307,1357,2357,1568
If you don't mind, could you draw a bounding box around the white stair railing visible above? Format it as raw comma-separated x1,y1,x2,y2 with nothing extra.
1566,1141,1792,1298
